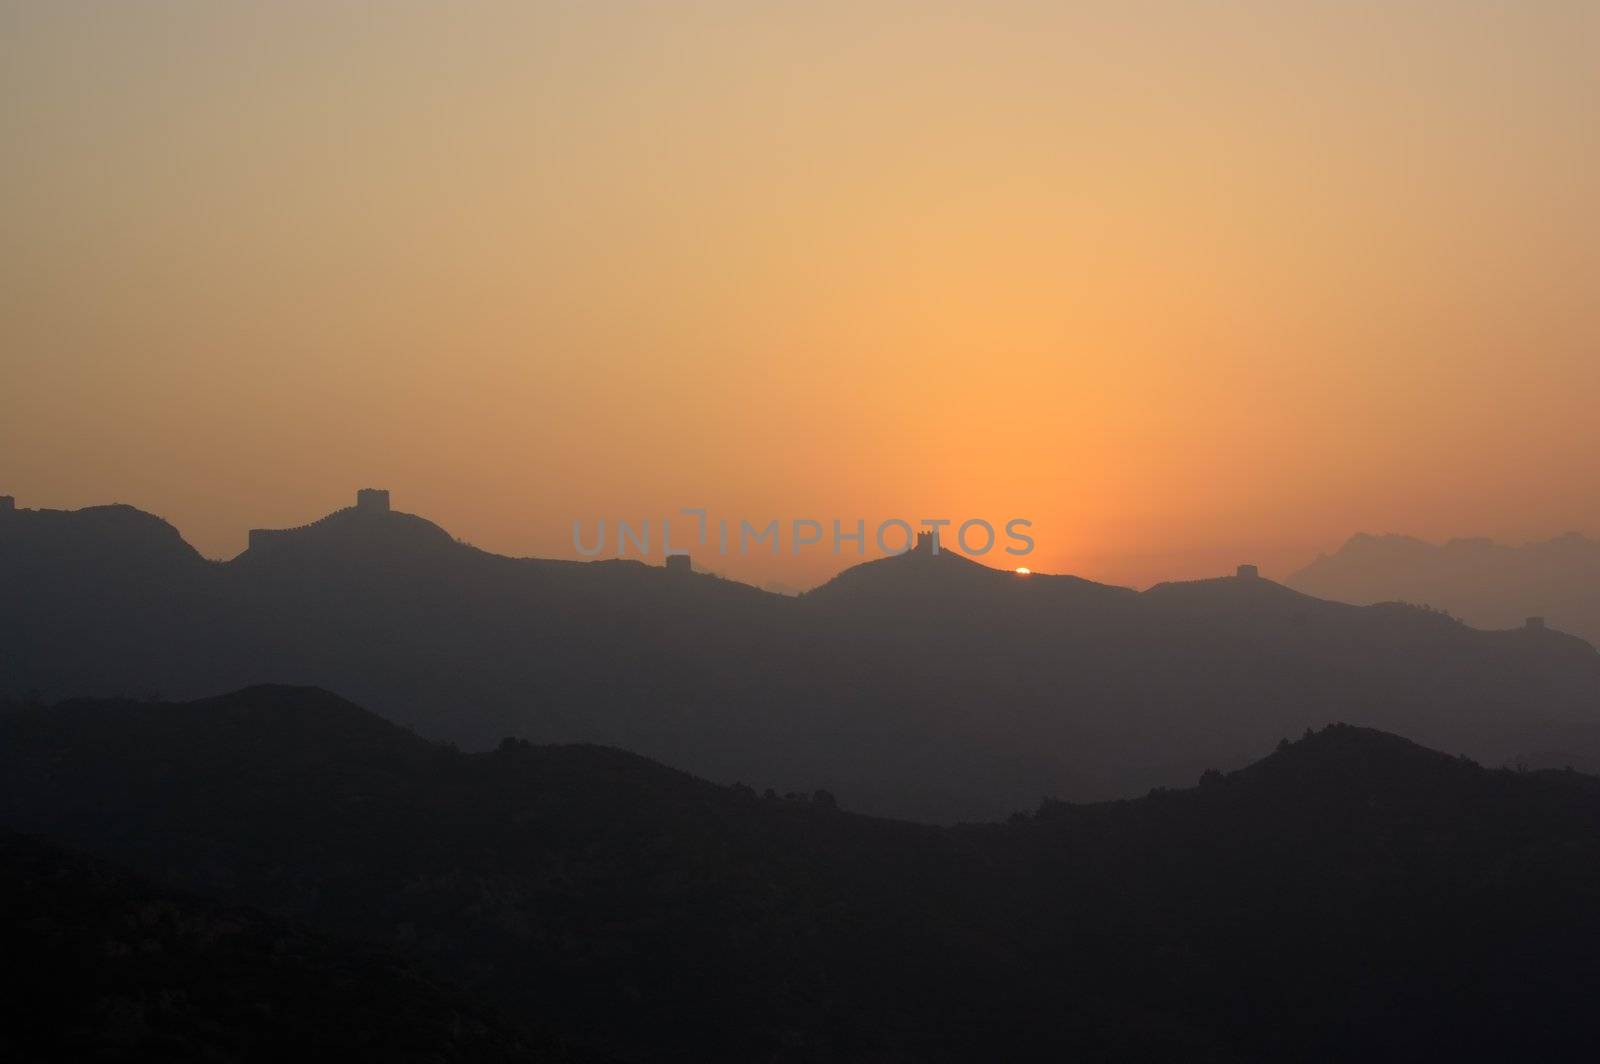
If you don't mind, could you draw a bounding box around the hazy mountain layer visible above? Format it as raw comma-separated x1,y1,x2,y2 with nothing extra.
6,498,1600,820
1290,531,1600,644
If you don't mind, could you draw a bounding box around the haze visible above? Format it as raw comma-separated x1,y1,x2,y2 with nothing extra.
3,1,1596,589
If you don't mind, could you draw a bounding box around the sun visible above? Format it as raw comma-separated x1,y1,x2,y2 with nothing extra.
1014,567,1031,575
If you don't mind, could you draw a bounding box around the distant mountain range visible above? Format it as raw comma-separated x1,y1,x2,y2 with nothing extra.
5,685,1600,1060
1289,532,1600,644
5,493,1600,820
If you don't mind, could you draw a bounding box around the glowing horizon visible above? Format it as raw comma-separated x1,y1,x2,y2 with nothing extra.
3,2,1596,591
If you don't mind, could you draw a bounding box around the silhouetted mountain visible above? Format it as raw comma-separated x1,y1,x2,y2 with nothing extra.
0,829,562,1063
5,686,1600,1060
805,534,1133,613
0,502,205,570
6,494,1600,820
1290,530,1600,643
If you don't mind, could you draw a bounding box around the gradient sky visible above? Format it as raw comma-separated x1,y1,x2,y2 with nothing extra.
3,1,1596,590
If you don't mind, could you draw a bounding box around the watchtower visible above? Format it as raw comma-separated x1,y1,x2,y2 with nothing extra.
1236,564,1259,580
356,488,390,513
666,553,691,574
0,495,13,513
1526,616,1546,631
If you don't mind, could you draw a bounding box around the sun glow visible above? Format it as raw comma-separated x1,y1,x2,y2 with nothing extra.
1015,567,1031,575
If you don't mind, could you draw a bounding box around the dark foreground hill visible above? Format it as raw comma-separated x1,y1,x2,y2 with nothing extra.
0,829,563,1063
6,686,1600,1061
6,495,1600,820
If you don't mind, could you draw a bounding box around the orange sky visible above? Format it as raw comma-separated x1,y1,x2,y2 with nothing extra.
3,1,1597,590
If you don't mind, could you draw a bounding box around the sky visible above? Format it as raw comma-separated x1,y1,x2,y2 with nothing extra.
3,1,1596,590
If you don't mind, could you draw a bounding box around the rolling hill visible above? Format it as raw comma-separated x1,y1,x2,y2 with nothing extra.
5,494,1600,820
4,685,1600,1060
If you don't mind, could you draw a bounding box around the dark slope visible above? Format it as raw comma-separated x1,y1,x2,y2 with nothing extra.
0,504,217,699
0,502,204,570
795,551,1600,814
6,497,1600,820
0,687,1006,1061
1013,727,1600,1060
803,539,1135,613
0,830,565,1063
1289,529,1600,643
6,688,1600,1060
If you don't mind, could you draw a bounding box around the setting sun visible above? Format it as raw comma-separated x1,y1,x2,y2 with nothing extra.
4,2,1595,592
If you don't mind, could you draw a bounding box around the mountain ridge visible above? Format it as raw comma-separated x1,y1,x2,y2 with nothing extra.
6,493,1600,821
1289,529,1600,643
